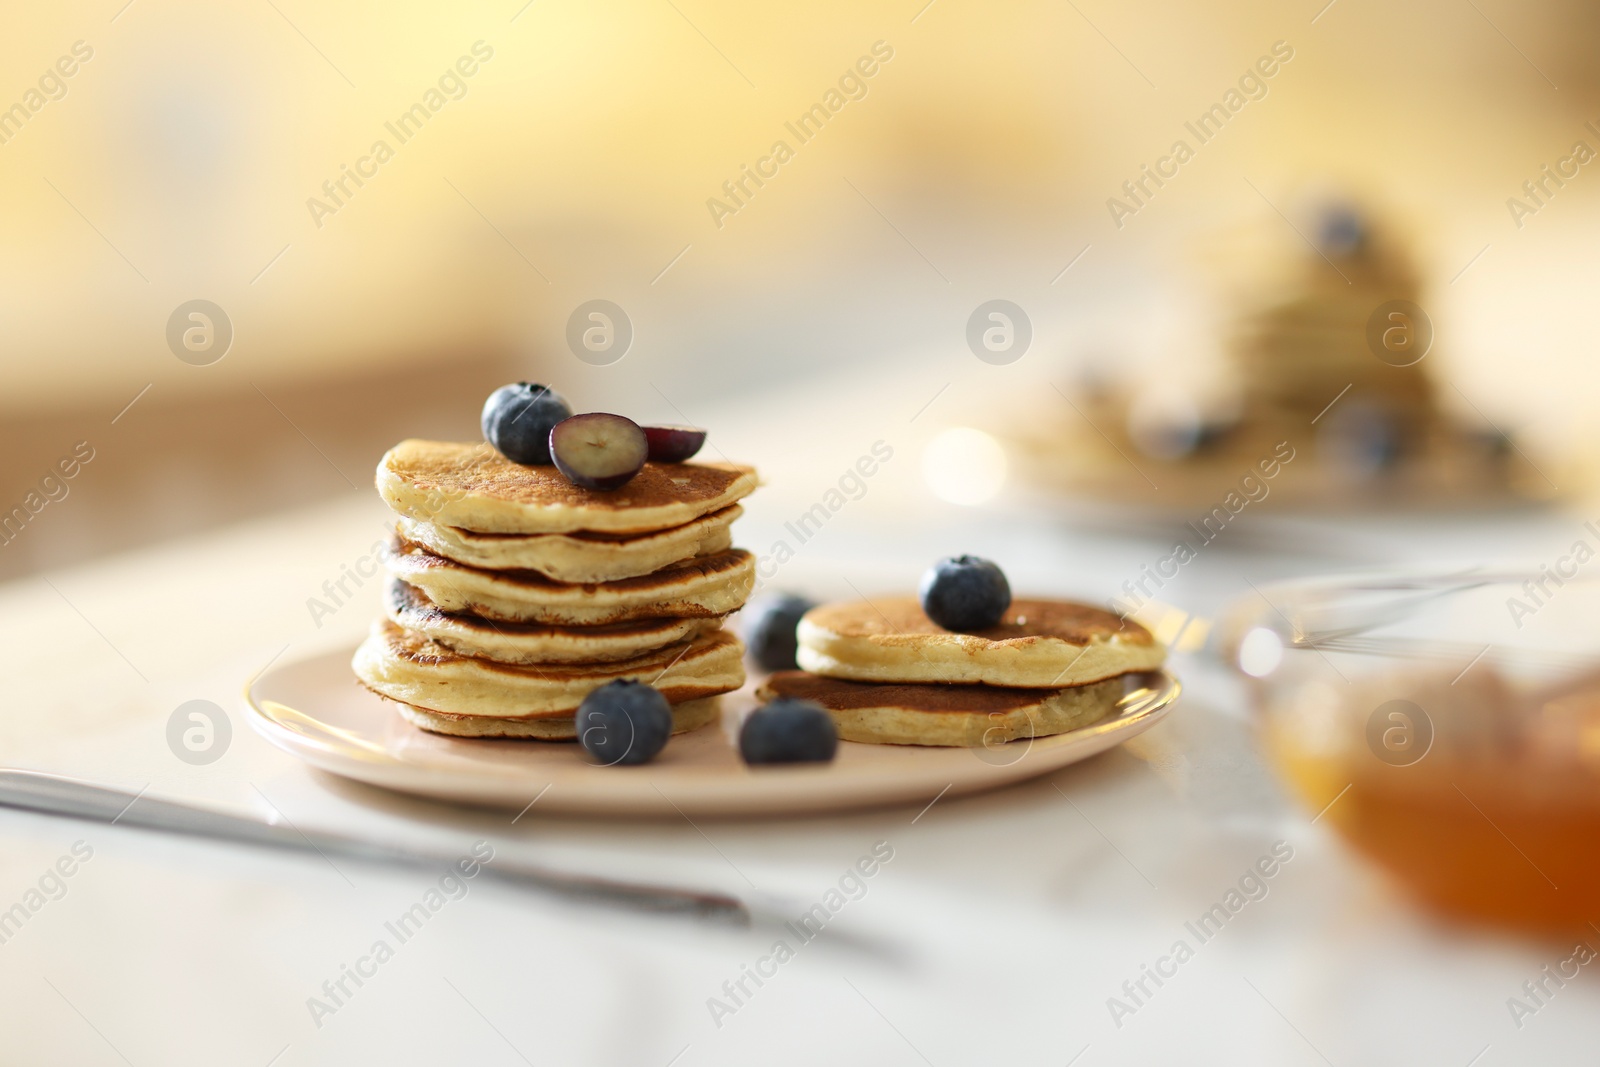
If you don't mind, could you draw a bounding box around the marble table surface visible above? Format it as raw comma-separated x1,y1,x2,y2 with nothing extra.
3,371,1595,1066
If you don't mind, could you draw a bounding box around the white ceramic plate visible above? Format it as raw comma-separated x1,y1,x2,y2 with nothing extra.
244,647,1180,817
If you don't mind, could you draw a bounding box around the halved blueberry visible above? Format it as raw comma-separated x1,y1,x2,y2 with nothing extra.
643,425,707,463
549,412,649,490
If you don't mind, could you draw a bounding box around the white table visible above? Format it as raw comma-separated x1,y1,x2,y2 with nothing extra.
4,376,1595,1067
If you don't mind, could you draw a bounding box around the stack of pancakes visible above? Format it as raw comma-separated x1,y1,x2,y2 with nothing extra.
353,439,758,739
759,597,1165,746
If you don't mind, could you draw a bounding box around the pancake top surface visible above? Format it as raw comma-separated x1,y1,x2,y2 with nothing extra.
378,439,757,533
796,595,1163,687
804,596,1154,649
763,671,1084,712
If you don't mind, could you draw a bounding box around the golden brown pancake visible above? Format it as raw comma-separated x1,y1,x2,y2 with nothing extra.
395,696,722,740
393,504,741,582
385,540,755,625
757,670,1125,746
353,620,745,721
376,439,758,534
383,579,725,664
796,596,1164,688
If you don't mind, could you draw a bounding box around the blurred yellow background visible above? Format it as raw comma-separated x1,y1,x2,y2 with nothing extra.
3,0,1599,575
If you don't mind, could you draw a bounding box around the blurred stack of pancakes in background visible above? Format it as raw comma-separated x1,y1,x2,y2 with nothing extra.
1228,204,1435,453
759,597,1165,746
1010,200,1553,510
354,439,758,739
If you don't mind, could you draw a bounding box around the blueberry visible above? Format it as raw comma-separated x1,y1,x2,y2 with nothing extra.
1318,400,1401,481
919,555,1011,631
575,680,672,765
549,412,648,490
1318,203,1367,258
481,382,573,465
742,593,817,672
739,698,838,764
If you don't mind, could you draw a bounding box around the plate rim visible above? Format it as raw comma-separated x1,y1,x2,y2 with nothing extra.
243,645,1181,816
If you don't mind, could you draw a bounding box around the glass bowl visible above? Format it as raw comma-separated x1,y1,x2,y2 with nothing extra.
1221,565,1600,933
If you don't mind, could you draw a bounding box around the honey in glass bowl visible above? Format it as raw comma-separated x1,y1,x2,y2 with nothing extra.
1232,570,1600,934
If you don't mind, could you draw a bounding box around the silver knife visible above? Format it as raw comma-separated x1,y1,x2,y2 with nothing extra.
0,769,748,923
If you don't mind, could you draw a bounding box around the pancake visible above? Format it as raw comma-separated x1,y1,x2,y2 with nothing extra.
757,671,1124,746
796,596,1164,688
383,579,725,665
386,540,755,625
394,695,721,740
393,504,741,582
353,620,745,721
376,439,758,534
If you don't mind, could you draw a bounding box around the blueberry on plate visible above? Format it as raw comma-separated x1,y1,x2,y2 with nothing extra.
481,383,573,465
739,698,838,765
919,555,1011,632
576,680,673,766
742,593,818,673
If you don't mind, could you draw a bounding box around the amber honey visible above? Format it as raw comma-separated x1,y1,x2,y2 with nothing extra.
1268,713,1600,933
